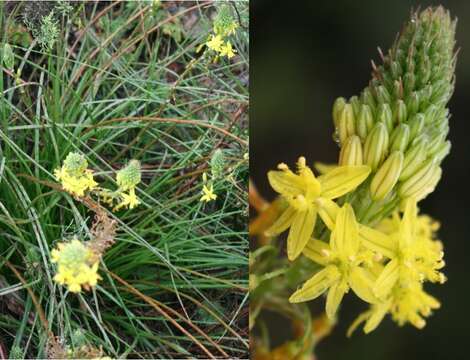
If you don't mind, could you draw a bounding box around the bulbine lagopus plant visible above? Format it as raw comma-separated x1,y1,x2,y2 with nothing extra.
52,152,142,293
251,6,456,358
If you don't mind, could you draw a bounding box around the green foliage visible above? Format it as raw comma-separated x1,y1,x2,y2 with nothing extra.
0,1,248,358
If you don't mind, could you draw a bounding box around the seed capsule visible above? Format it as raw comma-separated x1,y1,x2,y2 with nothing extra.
370,151,404,200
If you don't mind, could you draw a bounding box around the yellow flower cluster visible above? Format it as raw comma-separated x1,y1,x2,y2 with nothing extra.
200,172,217,203
204,6,238,59
51,238,101,293
114,160,141,211
267,156,445,333
54,152,97,197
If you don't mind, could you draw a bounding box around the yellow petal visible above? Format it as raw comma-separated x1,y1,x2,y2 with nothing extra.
359,224,397,259
331,204,359,259
287,207,317,261
373,259,399,299
316,197,340,231
267,170,303,197
265,206,296,236
314,162,336,175
349,267,378,304
399,198,417,248
303,239,331,266
319,165,371,199
326,279,348,319
347,310,372,337
289,266,340,303
364,300,391,333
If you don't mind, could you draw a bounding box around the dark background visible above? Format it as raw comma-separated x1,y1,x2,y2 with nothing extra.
251,1,470,359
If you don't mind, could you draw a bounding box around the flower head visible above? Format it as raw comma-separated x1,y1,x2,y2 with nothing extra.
51,238,101,293
267,156,370,260
54,152,98,197
200,184,217,203
289,204,378,319
206,34,224,52
114,160,141,211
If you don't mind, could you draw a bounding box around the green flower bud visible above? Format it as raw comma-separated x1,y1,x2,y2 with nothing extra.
427,132,447,157
211,148,226,179
390,61,402,79
370,151,404,200
390,124,410,152
414,166,442,201
403,73,415,95
398,158,436,198
337,104,355,145
399,138,428,181
434,141,451,163
360,88,376,112
339,135,363,166
377,103,393,133
424,105,438,124
2,43,14,70
356,104,374,140
393,99,407,123
407,113,425,140
364,123,389,171
350,96,361,117
332,97,347,127
63,152,88,177
376,85,391,104
406,92,420,116
116,160,141,191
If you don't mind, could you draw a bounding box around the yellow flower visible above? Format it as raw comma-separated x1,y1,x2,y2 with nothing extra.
200,184,217,203
372,199,446,300
289,204,378,319
114,188,140,211
206,34,224,52
51,237,101,293
219,41,236,58
54,152,98,197
267,156,370,260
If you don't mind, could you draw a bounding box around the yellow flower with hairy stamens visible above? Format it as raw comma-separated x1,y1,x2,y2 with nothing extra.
114,160,141,211
200,184,217,203
206,34,224,52
289,204,378,319
267,156,370,260
219,41,236,58
51,237,101,293
371,199,446,300
54,152,98,197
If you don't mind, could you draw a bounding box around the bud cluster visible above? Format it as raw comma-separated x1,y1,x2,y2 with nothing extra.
332,7,455,204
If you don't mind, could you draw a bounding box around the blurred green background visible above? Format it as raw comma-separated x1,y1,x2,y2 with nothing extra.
251,1,470,359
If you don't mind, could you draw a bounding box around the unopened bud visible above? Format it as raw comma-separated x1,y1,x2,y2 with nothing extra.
356,104,374,141
393,99,407,123
424,105,438,124
350,96,361,117
398,158,436,198
434,141,451,163
414,166,442,202
407,113,425,140
403,72,415,95
399,138,428,181
360,88,376,111
332,97,347,127
427,132,447,157
376,85,391,104
406,92,420,116
339,135,363,166
370,151,404,200
377,103,393,133
116,160,141,191
364,123,389,171
390,124,410,152
337,104,356,145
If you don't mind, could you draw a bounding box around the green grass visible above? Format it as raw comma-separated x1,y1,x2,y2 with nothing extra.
0,1,248,359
